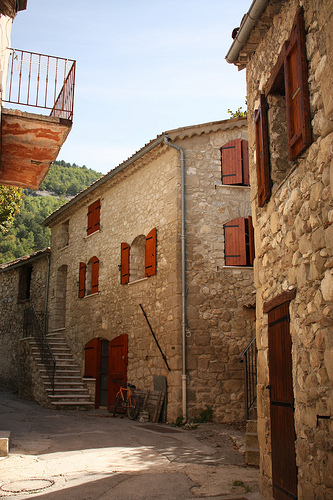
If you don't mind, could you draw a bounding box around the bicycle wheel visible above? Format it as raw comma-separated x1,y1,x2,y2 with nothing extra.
113,393,121,418
127,394,140,420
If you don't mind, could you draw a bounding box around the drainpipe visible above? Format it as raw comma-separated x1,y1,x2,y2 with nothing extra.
225,0,270,64
44,251,51,337
164,135,187,421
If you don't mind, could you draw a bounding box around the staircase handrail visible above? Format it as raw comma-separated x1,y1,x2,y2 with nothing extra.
23,306,56,394
239,336,257,420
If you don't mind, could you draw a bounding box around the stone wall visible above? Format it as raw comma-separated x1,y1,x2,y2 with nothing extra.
244,1,333,498
0,254,49,390
173,126,255,423
47,119,255,423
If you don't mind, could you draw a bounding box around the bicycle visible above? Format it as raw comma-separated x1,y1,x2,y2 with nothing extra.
112,380,140,420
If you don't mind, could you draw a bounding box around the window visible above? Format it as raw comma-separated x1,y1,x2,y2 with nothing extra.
255,7,311,206
87,199,101,236
18,265,33,300
120,228,157,284
58,220,69,248
220,139,249,185
224,217,254,266
78,256,99,298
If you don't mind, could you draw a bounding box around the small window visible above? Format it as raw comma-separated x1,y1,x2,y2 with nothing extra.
78,257,99,297
18,265,33,300
58,220,69,249
220,139,249,186
87,199,101,236
224,217,254,267
120,228,157,284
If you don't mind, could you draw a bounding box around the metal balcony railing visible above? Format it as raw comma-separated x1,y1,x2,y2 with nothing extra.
239,336,257,420
4,49,76,121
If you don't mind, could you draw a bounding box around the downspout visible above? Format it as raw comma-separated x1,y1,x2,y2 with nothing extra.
44,251,51,337
225,0,270,64
164,135,187,421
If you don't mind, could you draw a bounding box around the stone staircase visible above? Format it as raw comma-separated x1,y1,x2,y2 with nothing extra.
245,419,260,466
30,330,94,409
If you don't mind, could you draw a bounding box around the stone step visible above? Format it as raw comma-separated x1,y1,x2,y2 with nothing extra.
46,388,88,394
245,447,260,466
51,401,94,408
246,419,257,434
246,432,259,449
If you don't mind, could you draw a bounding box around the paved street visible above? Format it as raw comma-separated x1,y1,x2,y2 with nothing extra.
0,388,262,499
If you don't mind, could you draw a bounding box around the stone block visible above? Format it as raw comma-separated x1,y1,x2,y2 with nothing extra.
0,431,10,456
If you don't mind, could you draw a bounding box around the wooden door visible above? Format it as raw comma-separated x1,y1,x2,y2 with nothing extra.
84,338,101,409
268,302,297,500
107,334,128,411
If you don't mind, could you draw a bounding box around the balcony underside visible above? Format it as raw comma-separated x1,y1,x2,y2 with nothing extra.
0,108,71,189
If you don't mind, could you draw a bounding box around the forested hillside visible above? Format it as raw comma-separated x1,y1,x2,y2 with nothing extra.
0,161,102,264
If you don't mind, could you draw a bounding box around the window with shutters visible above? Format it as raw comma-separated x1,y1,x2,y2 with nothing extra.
120,228,157,284
223,216,254,267
255,7,311,207
87,199,101,236
78,257,99,297
220,139,249,186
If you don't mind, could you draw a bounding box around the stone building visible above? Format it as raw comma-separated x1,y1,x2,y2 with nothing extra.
38,118,255,423
226,1,333,499
0,249,50,392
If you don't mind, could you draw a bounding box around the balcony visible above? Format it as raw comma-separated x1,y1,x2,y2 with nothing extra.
0,49,76,189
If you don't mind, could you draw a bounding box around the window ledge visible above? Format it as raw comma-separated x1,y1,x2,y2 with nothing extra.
84,229,102,240
83,291,100,298
215,181,250,189
58,244,69,252
127,277,148,285
219,265,254,270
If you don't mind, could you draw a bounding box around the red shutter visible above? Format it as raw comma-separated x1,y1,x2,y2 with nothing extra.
242,140,250,186
84,338,100,378
121,243,130,284
91,256,99,294
145,228,157,277
248,216,255,266
78,262,86,298
87,199,101,236
221,139,243,184
254,94,271,207
284,8,311,160
224,217,247,266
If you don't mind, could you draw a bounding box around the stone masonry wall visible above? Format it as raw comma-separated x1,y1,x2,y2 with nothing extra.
173,125,255,423
48,145,183,421
245,1,333,498
0,256,48,390
48,119,255,423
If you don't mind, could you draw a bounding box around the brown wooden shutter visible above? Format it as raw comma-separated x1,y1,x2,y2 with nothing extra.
78,262,86,298
121,242,130,284
248,215,255,266
284,8,311,160
221,139,243,184
87,199,101,236
254,94,271,207
224,217,247,266
84,338,100,378
145,228,157,277
91,256,99,294
242,140,249,186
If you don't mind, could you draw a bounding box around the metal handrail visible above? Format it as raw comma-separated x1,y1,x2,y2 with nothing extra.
23,306,56,394
4,48,75,121
239,336,257,420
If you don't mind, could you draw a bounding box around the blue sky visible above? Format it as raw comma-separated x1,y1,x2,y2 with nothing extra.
11,1,250,174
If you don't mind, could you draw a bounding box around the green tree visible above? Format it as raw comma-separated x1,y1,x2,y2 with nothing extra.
0,185,24,233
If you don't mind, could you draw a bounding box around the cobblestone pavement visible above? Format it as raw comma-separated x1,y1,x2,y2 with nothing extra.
0,388,262,500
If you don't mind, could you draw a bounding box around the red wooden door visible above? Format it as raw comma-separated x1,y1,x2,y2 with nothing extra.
268,302,297,500
107,334,128,411
84,338,101,409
